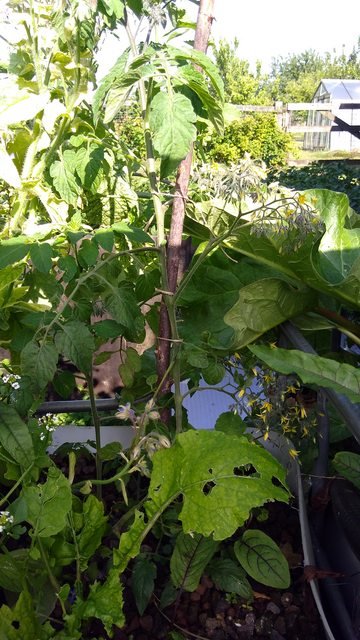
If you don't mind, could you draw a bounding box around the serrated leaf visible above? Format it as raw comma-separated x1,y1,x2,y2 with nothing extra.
55,320,94,373
177,64,223,131
333,452,360,490
249,345,360,403
208,558,253,599
104,286,144,341
0,590,44,640
170,532,218,592
92,319,123,339
72,567,124,635
170,47,224,101
77,495,107,570
214,412,246,436
22,467,72,537
75,144,105,192
30,243,53,273
50,149,80,205
0,404,35,467
149,91,196,176
21,340,58,390
234,530,290,589
131,555,157,615
57,255,78,281
0,238,28,269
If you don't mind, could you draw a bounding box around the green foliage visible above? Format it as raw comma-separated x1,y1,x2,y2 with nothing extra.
206,114,295,168
22,467,72,537
333,452,360,490
170,532,218,591
131,554,157,615
234,530,290,589
213,39,270,105
249,345,360,402
273,161,360,214
208,558,253,600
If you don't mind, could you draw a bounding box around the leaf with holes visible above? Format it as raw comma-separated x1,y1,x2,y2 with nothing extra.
149,91,196,177
234,530,290,589
131,554,157,615
208,558,253,600
55,320,94,374
0,590,45,640
333,452,360,490
170,532,218,592
114,431,289,573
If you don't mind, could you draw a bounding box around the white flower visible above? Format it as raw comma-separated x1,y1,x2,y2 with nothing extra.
0,510,14,533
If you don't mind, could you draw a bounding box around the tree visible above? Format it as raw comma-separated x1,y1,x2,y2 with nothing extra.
213,39,270,105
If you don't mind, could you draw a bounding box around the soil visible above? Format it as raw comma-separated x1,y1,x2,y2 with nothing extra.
115,502,326,640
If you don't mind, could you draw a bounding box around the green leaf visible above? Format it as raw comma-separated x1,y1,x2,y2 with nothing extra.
77,495,108,570
30,243,53,273
224,278,315,349
149,91,196,176
249,345,360,403
170,47,224,101
21,340,58,391
214,412,246,436
92,319,124,339
333,452,360,490
0,590,45,640
50,149,80,206
112,221,153,243
0,550,26,592
93,49,130,122
208,558,253,600
114,432,289,573
101,0,124,19
104,286,144,341
177,64,223,132
0,238,28,269
22,467,72,537
170,532,218,592
77,238,99,267
75,144,105,193
202,362,225,385
57,255,78,282
55,320,94,374
234,530,290,589
0,404,35,467
94,229,115,252
131,555,157,615
0,84,49,127
72,567,124,635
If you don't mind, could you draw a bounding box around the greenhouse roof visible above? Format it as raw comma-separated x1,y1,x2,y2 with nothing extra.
319,79,360,101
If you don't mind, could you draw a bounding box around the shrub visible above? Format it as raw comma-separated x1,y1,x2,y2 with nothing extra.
205,113,296,168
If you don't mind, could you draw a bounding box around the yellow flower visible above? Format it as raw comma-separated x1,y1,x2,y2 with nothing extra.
261,401,272,413
238,388,245,398
300,406,307,419
252,368,258,376
269,342,277,349
286,385,297,394
256,413,268,423
263,430,269,441
289,448,300,459
298,194,306,205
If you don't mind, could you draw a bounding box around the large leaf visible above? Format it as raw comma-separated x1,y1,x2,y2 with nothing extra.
0,590,45,640
103,286,144,342
22,467,72,537
77,495,108,570
179,254,310,351
21,340,58,391
170,532,218,592
234,530,290,589
0,146,21,187
92,48,130,122
0,82,49,127
29,243,53,273
177,64,223,132
75,144,105,193
186,189,360,308
249,345,360,402
333,452,360,490
0,404,35,467
149,91,196,176
55,320,94,374
170,46,224,101
114,431,289,573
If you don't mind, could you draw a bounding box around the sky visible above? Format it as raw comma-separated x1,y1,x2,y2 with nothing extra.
200,0,360,71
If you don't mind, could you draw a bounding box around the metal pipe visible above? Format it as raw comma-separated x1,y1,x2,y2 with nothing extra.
35,398,119,415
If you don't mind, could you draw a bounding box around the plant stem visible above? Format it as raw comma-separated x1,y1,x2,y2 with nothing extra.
38,538,67,616
86,374,102,499
0,463,34,508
